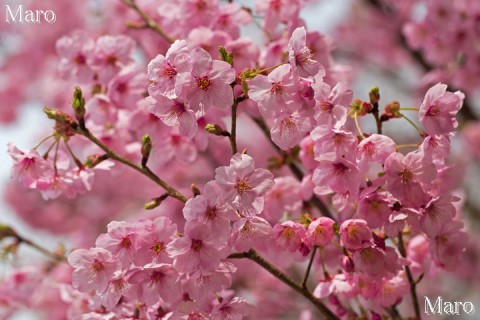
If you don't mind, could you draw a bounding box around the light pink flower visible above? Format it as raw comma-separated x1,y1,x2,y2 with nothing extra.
148,40,190,98
95,221,141,266
420,195,457,238
311,81,352,128
134,217,177,266
88,35,135,84
419,83,464,136
306,217,336,248
357,191,392,229
167,224,227,274
312,153,361,196
128,263,181,305
8,143,53,188
148,94,198,138
210,296,254,320
289,27,322,78
352,246,403,277
339,219,372,251
107,67,148,110
68,248,120,293
270,111,314,150
384,151,436,207
430,221,468,271
215,153,274,216
175,47,236,111
230,216,272,252
273,221,306,252
183,181,237,241
263,176,302,222
248,64,300,118
56,30,95,83
211,3,252,39
356,134,396,164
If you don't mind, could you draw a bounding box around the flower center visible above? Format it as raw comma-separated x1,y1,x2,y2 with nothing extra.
191,239,203,252
91,259,105,273
120,236,132,248
332,163,348,176
206,206,217,219
281,117,296,132
163,64,177,79
151,271,165,283
320,101,334,113
399,169,413,184
107,55,117,65
235,179,252,194
196,76,212,91
151,241,165,254
426,105,440,116
271,82,282,94
74,54,86,65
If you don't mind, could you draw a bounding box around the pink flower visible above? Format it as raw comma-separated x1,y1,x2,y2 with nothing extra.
150,130,198,167
352,246,402,277
306,217,336,248
289,27,322,78
128,264,181,305
311,128,358,161
148,40,190,98
56,30,95,83
248,64,300,118
215,153,274,216
185,263,236,300
8,143,53,188
175,47,236,111
89,35,135,84
312,153,361,196
357,191,392,229
95,221,141,266
101,271,132,310
183,181,237,241
339,219,372,251
270,111,314,150
356,134,396,164
273,221,306,252
263,176,302,222
230,216,272,252
167,224,227,274
68,248,120,293
430,221,468,271
107,67,148,110
313,273,354,299
211,3,252,39
148,94,198,138
311,81,352,129
134,217,177,266
210,296,254,320
384,151,436,207
419,83,464,135
420,195,457,238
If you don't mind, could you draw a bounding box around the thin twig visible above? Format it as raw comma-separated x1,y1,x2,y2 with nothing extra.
77,127,187,203
228,249,339,320
120,0,175,44
301,246,317,289
229,99,239,155
16,236,65,262
397,233,422,320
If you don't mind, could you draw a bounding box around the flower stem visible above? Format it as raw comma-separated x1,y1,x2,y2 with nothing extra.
16,235,65,262
401,114,424,136
77,127,188,203
397,233,422,320
33,134,55,150
120,0,175,44
301,245,317,288
354,112,365,139
399,107,419,111
228,249,339,320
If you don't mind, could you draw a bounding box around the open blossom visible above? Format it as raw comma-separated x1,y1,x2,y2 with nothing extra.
270,111,314,150
210,296,254,320
175,47,236,111
339,219,372,251
311,81,352,128
248,64,300,118
148,40,190,98
306,217,336,248
95,221,142,266
183,181,237,240
68,248,120,293
263,176,302,222
134,217,177,265
8,143,53,188
312,153,361,196
288,27,322,78
230,216,272,251
384,151,436,207
55,30,94,83
273,221,306,252
88,35,136,84
419,83,464,136
148,94,198,138
352,246,403,277
167,224,227,274
215,153,274,216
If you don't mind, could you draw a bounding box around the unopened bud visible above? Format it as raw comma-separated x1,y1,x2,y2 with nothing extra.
205,124,230,136
350,99,371,116
341,256,354,273
369,86,380,105
145,193,169,210
141,134,152,167
0,225,17,240
218,46,233,66
382,101,402,119
72,87,86,127
191,184,201,197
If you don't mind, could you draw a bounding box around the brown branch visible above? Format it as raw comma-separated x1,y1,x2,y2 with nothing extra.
301,245,317,289
77,127,188,203
397,233,422,320
228,249,339,320
120,0,175,44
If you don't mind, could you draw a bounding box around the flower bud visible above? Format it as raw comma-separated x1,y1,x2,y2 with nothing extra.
382,101,402,119
72,87,86,128
340,255,354,273
141,134,152,167
145,193,169,210
369,86,380,105
218,46,233,66
0,224,17,240
205,124,230,136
